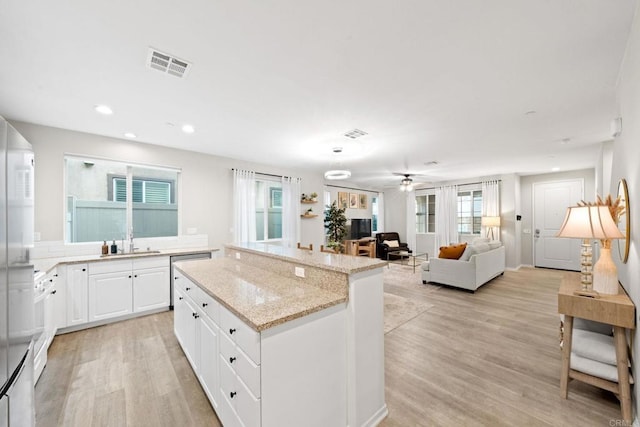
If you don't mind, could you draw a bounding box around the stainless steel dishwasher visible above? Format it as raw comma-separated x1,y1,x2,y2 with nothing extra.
170,252,212,309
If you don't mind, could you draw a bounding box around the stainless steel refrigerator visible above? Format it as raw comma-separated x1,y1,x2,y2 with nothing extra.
0,117,35,427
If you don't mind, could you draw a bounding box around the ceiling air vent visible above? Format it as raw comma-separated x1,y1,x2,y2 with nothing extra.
344,129,368,139
146,48,191,78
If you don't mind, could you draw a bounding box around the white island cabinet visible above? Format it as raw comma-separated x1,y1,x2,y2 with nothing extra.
174,243,387,427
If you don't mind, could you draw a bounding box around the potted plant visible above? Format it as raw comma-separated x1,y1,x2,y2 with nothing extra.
310,192,318,202
324,201,347,253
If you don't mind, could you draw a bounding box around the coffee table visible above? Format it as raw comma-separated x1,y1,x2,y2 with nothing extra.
386,251,428,273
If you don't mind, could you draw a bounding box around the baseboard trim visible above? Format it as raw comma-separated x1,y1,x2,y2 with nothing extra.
359,404,389,427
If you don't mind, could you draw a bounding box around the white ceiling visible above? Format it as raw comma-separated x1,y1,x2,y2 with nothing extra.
0,1,636,189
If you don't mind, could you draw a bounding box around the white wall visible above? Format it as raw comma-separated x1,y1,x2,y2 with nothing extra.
518,168,595,267
613,3,640,418
12,121,327,251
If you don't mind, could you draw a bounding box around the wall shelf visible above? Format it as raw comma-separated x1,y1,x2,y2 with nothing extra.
301,214,318,218
301,200,317,204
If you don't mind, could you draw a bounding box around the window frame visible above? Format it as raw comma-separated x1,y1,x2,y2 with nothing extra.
64,155,181,244
415,191,436,234
457,188,483,235
255,178,283,242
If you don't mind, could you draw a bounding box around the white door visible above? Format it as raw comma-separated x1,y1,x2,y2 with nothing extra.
132,266,170,312
66,264,88,326
533,179,583,270
88,271,133,321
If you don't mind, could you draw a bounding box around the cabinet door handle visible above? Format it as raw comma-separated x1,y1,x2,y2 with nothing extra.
202,303,208,307
134,275,138,278
230,391,236,399
229,357,236,364
82,268,86,272
186,287,191,291
128,275,132,278
52,290,57,295
229,328,236,335
178,297,183,300
194,313,200,319
54,274,58,277
174,277,179,280
49,278,53,282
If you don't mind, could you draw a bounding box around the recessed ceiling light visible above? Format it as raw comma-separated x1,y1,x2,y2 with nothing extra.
525,110,536,116
552,167,560,172
94,104,113,115
124,132,137,139
182,124,195,134
424,161,439,166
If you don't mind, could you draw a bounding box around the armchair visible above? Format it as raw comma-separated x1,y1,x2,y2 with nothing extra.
375,232,411,260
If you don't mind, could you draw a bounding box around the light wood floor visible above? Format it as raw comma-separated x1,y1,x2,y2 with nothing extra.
36,267,623,426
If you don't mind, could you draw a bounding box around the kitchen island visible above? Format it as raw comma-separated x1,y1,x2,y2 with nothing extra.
173,243,388,427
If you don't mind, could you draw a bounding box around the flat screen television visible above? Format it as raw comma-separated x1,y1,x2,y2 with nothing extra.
350,218,372,239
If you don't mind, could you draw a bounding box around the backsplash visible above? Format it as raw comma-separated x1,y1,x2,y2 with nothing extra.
32,234,210,260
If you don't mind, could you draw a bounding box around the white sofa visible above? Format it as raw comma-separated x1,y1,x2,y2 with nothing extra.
422,241,505,291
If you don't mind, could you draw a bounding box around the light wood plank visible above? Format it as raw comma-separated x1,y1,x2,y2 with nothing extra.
36,267,622,427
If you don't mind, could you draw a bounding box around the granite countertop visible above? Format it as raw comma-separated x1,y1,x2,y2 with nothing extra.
174,258,348,332
33,247,219,274
227,242,387,274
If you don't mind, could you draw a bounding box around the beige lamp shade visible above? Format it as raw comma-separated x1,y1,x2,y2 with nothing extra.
481,216,501,227
556,205,624,239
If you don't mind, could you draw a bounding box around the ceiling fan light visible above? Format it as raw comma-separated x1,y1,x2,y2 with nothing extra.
324,169,351,180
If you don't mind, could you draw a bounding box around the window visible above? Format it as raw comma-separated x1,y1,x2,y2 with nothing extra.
255,180,282,241
416,194,436,233
65,156,179,243
457,190,482,234
372,196,379,232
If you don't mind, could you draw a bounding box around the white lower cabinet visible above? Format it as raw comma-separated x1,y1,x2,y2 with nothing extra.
174,268,348,427
58,256,170,332
88,271,133,321
174,287,198,368
65,263,88,327
198,314,220,410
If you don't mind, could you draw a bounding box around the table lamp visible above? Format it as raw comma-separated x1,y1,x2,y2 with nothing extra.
556,205,624,296
481,216,501,240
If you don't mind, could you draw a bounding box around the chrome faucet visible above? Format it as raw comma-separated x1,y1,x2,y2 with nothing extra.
129,228,138,253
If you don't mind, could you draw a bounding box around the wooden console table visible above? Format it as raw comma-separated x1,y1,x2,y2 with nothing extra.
344,239,376,258
558,273,635,422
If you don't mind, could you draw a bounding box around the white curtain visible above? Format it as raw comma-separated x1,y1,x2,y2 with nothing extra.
232,169,256,244
405,193,416,253
482,180,500,239
281,176,301,248
435,185,459,249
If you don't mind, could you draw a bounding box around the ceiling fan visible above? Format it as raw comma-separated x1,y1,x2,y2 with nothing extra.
391,173,431,192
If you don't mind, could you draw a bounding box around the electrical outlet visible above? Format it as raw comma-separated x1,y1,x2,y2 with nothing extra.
295,267,305,278
235,252,241,260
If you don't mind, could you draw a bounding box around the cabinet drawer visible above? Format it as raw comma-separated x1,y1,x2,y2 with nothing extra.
220,306,261,364
89,259,131,275
191,286,220,324
219,357,260,427
220,332,261,398
133,256,169,270
175,271,196,296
